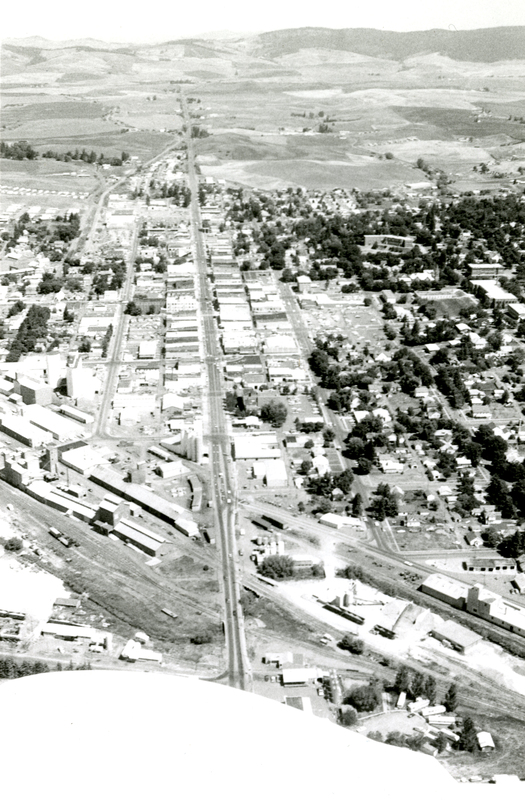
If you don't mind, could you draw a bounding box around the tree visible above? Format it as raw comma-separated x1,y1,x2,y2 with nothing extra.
346,680,382,712
435,732,449,753
424,675,437,705
444,683,458,713
260,400,287,428
124,301,142,316
351,493,363,517
78,337,91,353
339,707,359,726
316,497,332,515
298,459,313,475
259,555,295,580
191,632,213,644
7,300,25,318
394,665,412,694
333,469,354,495
345,437,365,459
484,527,504,548
457,717,478,752
4,537,23,552
356,457,373,475
340,635,365,655
410,672,426,699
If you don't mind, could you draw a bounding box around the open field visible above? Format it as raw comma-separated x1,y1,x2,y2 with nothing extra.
0,158,99,195
2,31,524,190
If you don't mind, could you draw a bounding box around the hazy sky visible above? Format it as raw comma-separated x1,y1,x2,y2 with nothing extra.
3,0,525,41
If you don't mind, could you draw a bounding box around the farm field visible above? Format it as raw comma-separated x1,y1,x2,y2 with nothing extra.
2,30,524,190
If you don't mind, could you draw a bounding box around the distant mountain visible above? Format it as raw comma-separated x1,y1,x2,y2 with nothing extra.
2,26,525,84
252,26,525,62
2,36,129,51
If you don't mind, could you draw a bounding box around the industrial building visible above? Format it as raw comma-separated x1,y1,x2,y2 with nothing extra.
420,574,468,610
89,466,198,538
26,480,97,523
0,414,52,448
430,619,482,654
23,405,84,442
466,584,525,637
113,520,165,556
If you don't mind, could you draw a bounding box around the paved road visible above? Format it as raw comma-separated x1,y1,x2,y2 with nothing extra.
182,95,251,691
95,229,137,437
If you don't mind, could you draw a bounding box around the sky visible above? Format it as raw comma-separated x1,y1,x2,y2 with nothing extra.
3,0,525,42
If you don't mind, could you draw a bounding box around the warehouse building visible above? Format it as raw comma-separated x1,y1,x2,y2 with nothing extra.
430,619,482,654
420,574,468,610
23,405,84,442
113,520,165,556
0,414,52,447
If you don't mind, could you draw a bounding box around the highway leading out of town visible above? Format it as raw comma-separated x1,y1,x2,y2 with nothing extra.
183,97,252,691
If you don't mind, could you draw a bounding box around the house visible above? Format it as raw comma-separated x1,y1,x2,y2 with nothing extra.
465,530,483,547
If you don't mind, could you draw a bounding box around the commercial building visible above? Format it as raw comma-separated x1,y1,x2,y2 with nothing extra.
138,341,157,359
319,513,364,530
264,459,287,488
281,668,316,686
469,263,506,279
26,480,97,523
15,376,53,406
232,435,281,460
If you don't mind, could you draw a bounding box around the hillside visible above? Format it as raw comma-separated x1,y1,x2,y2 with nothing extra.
3,26,525,69
252,26,525,63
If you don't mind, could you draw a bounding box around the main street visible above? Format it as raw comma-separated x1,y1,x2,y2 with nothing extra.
182,95,251,691
95,227,137,437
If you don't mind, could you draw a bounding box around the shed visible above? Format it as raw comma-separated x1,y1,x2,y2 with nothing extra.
477,731,495,751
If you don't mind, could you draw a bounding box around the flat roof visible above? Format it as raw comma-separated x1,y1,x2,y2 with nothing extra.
471,280,517,301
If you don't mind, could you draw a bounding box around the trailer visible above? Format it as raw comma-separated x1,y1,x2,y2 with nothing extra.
161,608,179,620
